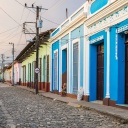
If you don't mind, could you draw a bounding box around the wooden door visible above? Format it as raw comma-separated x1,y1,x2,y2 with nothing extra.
97,43,104,100
125,42,128,104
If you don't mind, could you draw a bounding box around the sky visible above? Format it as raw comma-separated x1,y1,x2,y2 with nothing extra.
0,0,85,66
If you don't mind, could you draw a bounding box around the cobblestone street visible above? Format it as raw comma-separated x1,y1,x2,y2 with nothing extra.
0,83,128,128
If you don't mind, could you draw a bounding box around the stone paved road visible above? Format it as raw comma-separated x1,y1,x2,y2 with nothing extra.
0,106,7,128
0,83,128,128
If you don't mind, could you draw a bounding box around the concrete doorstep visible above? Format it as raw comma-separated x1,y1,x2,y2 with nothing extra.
3,83,128,124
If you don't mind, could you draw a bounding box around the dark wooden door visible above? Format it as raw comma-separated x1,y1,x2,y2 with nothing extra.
125,42,128,104
97,43,104,100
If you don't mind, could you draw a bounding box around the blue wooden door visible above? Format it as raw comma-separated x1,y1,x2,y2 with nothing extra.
125,40,128,104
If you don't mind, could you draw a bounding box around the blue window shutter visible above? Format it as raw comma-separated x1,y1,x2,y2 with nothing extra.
73,42,79,94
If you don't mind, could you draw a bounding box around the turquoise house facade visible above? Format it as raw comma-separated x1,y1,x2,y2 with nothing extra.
50,4,87,98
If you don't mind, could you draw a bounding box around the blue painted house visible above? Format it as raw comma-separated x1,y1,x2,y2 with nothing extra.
50,0,128,107
85,0,128,107
50,3,87,98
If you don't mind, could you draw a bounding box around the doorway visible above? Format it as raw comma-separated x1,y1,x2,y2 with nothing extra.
97,43,104,100
23,66,26,86
62,49,67,87
125,35,128,104
29,63,31,88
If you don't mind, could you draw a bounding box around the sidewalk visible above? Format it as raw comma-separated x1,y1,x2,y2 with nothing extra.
4,83,128,123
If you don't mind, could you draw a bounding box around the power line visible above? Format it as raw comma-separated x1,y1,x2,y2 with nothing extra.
14,0,60,25
17,31,23,45
0,7,22,27
16,5,26,33
42,0,63,14
4,31,22,42
33,0,38,4
0,6,38,47
0,26,19,35
0,43,30,46
26,9,31,21
19,6,25,24
1,26,19,41
25,34,27,45
0,5,34,43
0,6,33,44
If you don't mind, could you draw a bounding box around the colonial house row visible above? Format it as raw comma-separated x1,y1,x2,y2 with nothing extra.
15,29,54,92
3,29,53,92
50,0,128,107
3,62,21,84
2,0,128,109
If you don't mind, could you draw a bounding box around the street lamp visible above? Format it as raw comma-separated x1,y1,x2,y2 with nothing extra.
9,42,14,86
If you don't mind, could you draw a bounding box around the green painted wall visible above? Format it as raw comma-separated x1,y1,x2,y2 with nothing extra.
21,43,51,83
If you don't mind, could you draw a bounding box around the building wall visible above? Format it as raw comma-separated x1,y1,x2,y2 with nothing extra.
50,0,128,105
21,43,51,91
90,0,108,14
110,19,128,104
14,63,21,84
4,68,11,83
86,0,128,105
51,24,84,95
